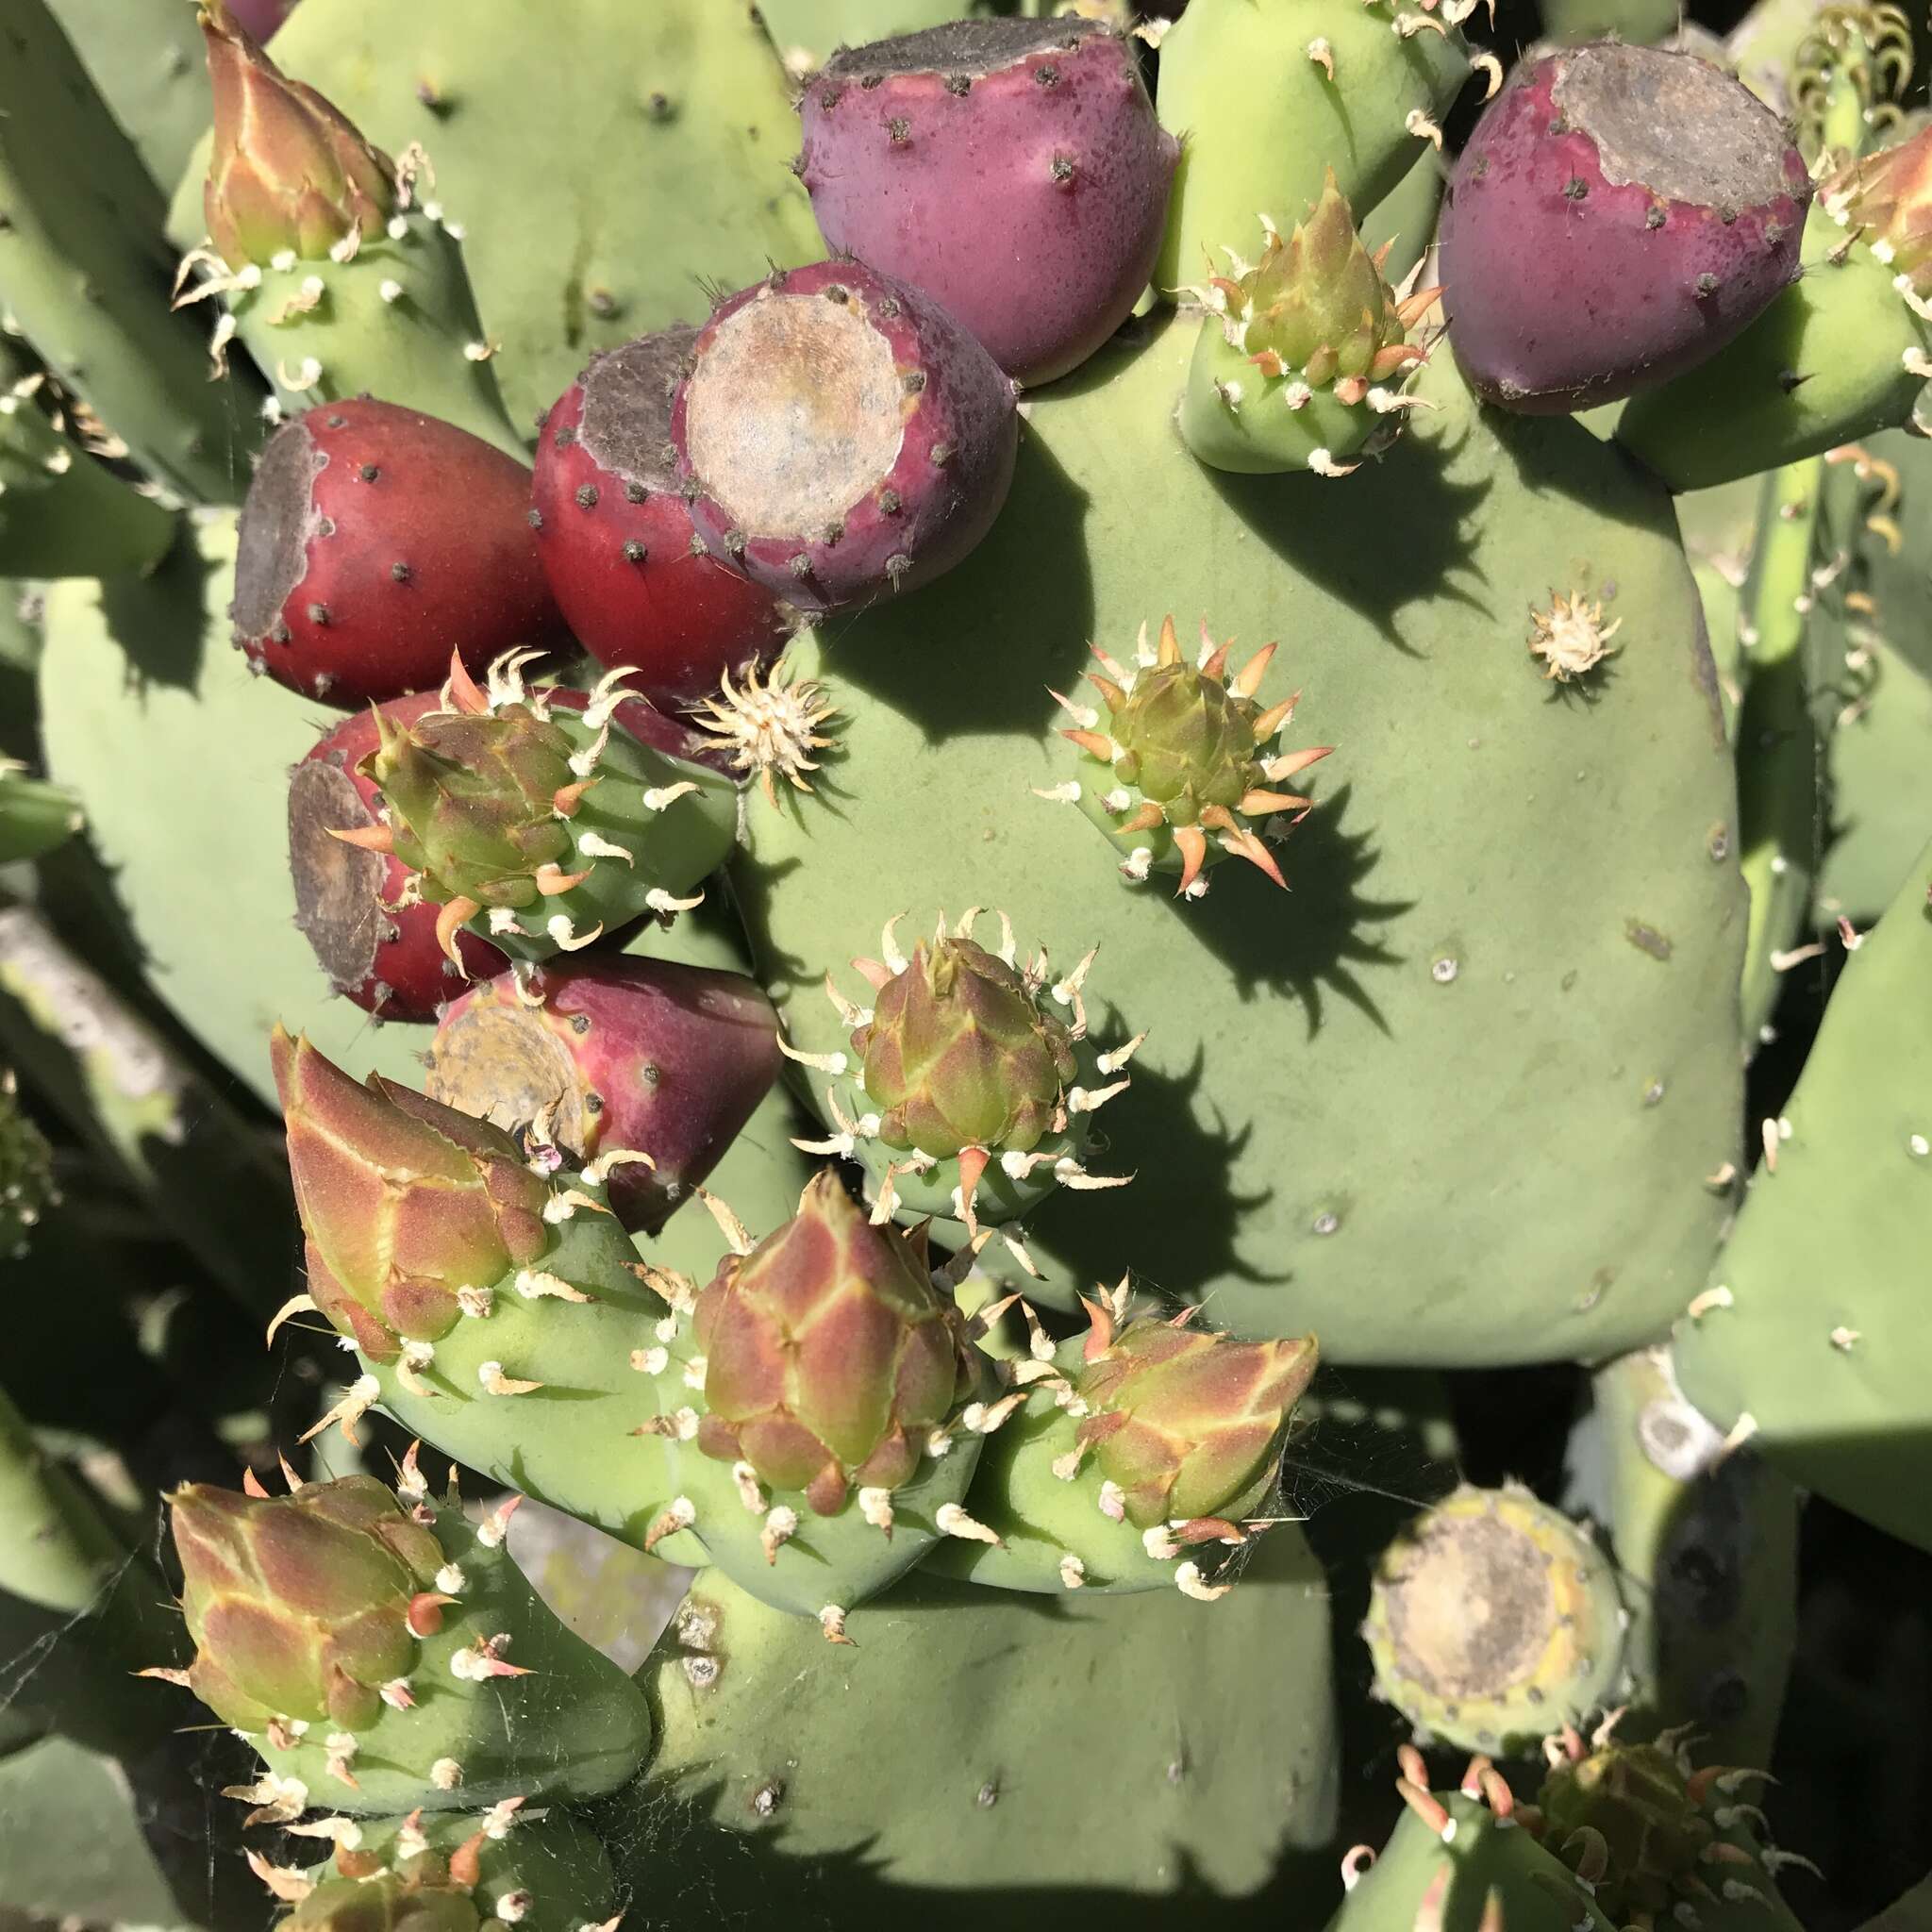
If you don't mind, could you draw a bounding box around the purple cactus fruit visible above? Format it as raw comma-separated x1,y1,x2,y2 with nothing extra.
670,260,1019,611
795,19,1179,386
1439,42,1811,414
424,957,783,1236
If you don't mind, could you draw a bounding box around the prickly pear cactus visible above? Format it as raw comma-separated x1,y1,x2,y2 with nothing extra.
737,313,1745,1366
636,1522,1339,1907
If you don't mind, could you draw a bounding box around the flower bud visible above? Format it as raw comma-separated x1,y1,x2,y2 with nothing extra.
693,1171,975,1514
201,2,396,267
1074,1317,1316,1528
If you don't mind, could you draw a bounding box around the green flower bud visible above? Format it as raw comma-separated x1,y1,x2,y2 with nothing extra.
853,929,1076,1160
1074,1313,1317,1529
172,1475,446,1733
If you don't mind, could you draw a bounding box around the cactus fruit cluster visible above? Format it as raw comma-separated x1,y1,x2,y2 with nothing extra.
1,0,1928,1926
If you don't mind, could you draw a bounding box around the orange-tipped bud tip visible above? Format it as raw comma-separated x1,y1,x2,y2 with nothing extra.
325,822,396,854
445,653,491,715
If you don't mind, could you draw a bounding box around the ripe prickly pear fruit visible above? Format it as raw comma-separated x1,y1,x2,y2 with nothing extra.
356,654,737,962
1046,613,1332,895
531,329,794,712
425,956,782,1235
691,1169,979,1516
224,0,297,38
290,699,505,1022
161,1470,652,1813
670,261,1018,611
924,1279,1315,1598
793,908,1138,1242
1440,42,1810,413
794,19,1178,386
1179,174,1437,475
275,1807,617,1932
234,401,565,707
1360,1483,1629,1755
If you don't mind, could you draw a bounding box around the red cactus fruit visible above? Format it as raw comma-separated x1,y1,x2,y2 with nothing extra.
289,696,505,1023
1072,1307,1317,1528
232,399,567,706
425,956,782,1236
670,260,1019,611
692,1170,976,1515
169,1474,445,1732
1439,42,1810,414
795,19,1179,386
531,329,794,712
272,1026,553,1360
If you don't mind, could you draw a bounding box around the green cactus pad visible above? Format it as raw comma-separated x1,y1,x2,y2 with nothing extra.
1561,1348,1798,1770
636,1523,1339,1906
1360,1484,1629,1756
0,375,179,578
0,0,263,504
341,1183,981,1622
43,0,213,201
288,1807,617,1932
1815,425,1932,925
195,213,528,459
1674,833,1932,1555
734,310,1745,1368
1154,0,1471,299
754,0,1005,79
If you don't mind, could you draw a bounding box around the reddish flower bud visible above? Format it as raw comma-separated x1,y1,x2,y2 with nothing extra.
200,2,396,267
171,1476,444,1733
692,1171,975,1514
1074,1320,1316,1527
272,1027,550,1359
1832,122,1932,296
